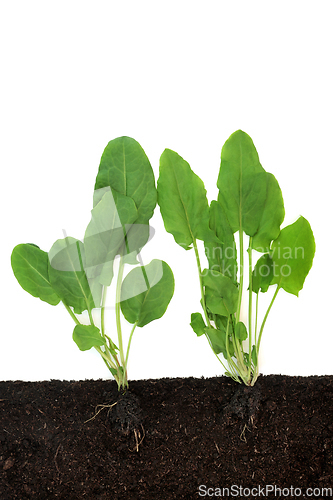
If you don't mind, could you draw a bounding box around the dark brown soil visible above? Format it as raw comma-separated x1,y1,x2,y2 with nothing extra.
0,375,332,499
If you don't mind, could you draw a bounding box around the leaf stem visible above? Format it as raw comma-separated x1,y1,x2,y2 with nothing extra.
115,256,126,373
100,285,107,339
255,293,259,345
125,321,138,368
247,236,253,372
63,303,80,325
257,285,280,352
193,239,210,326
225,318,242,383
94,345,118,371
236,228,244,324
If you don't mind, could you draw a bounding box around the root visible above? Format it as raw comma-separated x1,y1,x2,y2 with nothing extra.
84,402,118,423
84,392,144,451
131,424,145,452
240,423,250,442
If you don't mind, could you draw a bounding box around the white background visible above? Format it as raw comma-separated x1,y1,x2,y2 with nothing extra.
1,1,332,381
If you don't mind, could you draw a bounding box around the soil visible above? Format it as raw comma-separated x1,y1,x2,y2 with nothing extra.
0,375,332,499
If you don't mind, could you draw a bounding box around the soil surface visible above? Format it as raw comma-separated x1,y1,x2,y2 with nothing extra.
0,375,332,499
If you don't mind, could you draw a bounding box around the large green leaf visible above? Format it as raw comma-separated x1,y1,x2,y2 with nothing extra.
270,216,315,296
202,269,239,316
205,201,237,283
11,243,61,306
157,148,212,250
94,136,157,224
84,187,138,286
252,172,285,252
72,324,106,351
217,130,267,236
120,259,174,327
48,237,101,314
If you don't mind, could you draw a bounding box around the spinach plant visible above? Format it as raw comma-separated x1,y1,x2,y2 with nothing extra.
157,130,315,386
11,137,174,391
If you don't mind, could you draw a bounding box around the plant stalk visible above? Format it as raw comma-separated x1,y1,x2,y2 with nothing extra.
115,255,126,388
257,285,280,352
236,228,244,323
193,238,210,326
247,236,253,375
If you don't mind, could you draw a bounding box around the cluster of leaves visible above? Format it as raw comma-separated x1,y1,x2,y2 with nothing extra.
11,137,174,391
157,130,315,385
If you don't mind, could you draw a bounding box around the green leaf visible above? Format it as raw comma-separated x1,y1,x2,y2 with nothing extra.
270,216,315,296
94,136,157,225
84,187,138,286
11,244,61,306
190,312,206,336
48,237,101,314
72,324,106,351
235,321,248,341
251,345,258,366
157,149,211,250
204,201,237,283
217,130,267,236
120,260,174,327
204,327,226,355
204,326,235,359
252,172,285,252
202,269,239,316
252,253,274,293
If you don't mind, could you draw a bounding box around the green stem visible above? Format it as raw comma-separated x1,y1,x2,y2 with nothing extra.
100,285,107,340
257,285,280,352
125,321,138,368
115,255,126,374
248,236,253,372
255,293,259,345
63,303,80,325
236,228,244,324
74,239,94,326
193,239,210,326
94,345,117,371
225,319,241,383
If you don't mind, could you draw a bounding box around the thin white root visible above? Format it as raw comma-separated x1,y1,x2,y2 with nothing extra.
84,402,118,423
130,424,145,452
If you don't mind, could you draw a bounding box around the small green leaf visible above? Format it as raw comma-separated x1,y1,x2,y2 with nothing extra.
252,253,274,293
48,237,101,313
72,324,106,351
94,136,157,224
235,322,248,341
217,130,267,236
204,327,226,356
157,149,211,250
190,312,206,336
205,201,237,283
270,216,315,296
120,260,174,327
202,269,239,316
11,244,61,306
204,326,234,359
251,345,258,366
